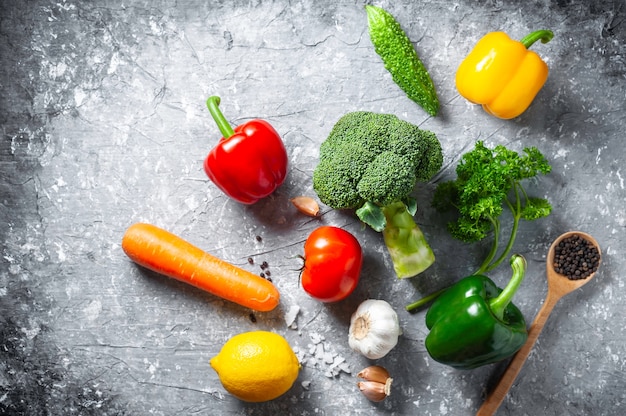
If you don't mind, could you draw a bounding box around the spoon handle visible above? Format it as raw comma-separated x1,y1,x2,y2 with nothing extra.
476,291,560,416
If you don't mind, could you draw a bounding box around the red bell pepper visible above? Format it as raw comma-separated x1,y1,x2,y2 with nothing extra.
204,96,288,204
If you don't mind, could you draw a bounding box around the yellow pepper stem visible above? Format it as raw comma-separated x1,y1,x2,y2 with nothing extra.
520,30,554,49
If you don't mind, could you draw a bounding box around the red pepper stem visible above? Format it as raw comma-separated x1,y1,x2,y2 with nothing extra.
488,254,527,321
206,96,235,138
520,30,554,49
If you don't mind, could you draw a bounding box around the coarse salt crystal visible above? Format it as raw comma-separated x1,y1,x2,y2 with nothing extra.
284,305,300,328
310,332,324,344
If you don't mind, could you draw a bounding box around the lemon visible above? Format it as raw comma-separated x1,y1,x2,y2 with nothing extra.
210,330,300,402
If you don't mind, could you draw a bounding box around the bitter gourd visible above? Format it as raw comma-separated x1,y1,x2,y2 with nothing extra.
366,5,439,116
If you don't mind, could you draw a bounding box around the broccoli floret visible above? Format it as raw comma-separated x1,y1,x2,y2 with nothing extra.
314,140,375,209
357,151,416,207
314,112,442,208
313,111,443,278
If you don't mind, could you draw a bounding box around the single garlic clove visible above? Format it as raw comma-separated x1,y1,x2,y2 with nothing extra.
358,381,388,402
357,365,390,384
290,196,320,217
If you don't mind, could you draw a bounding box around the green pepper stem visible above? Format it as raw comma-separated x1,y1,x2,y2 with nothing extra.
206,96,235,138
520,30,554,49
489,254,527,321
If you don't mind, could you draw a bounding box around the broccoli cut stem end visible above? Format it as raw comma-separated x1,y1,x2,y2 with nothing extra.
382,202,435,278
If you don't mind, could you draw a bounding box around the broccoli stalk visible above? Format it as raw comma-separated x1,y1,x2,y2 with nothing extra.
313,112,443,278
382,201,436,277
355,200,435,278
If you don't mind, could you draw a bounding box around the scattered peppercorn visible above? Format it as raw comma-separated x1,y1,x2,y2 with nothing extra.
553,234,600,280
260,261,269,270
264,269,271,277
247,257,254,265
249,313,257,323
256,235,263,242
260,272,265,278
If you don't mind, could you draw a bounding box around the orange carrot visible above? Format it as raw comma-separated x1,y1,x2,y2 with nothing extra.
121,223,280,312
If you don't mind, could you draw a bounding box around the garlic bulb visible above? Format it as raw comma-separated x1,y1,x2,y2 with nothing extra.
348,299,401,359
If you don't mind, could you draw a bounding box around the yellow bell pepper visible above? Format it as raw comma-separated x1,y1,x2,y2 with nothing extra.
456,30,553,119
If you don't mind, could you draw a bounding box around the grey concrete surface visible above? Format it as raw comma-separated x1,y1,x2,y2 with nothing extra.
1,0,625,415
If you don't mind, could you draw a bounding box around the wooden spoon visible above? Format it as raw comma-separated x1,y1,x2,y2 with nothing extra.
476,231,601,416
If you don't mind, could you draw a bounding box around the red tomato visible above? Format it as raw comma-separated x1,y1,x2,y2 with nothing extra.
301,226,363,302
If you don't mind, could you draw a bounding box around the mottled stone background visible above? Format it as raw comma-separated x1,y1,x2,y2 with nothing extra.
1,0,625,415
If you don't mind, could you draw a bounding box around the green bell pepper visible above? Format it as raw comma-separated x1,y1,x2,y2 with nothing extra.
423,255,528,369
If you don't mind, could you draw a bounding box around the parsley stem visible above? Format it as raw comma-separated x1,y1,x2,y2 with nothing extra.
405,287,447,311
484,186,523,273
476,216,499,275
485,213,520,273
